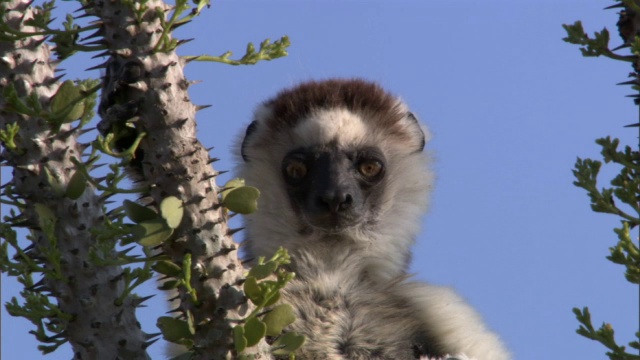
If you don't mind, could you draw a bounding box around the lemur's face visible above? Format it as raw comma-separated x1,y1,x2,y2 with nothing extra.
238,79,427,241
280,143,387,232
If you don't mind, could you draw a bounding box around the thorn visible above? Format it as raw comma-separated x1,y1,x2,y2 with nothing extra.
176,38,194,47
226,227,244,236
160,61,177,74
143,338,160,349
82,39,107,47
196,104,212,111
604,2,624,9
91,50,112,59
624,122,640,127
74,12,95,20
168,293,180,302
98,192,116,202
219,245,236,255
174,118,188,128
187,195,206,204
217,170,228,176
78,127,96,135
201,174,216,182
54,68,66,72
612,43,631,52
132,294,155,307
57,128,75,141
74,3,95,13
86,60,109,71
44,74,65,86
207,158,219,165
617,79,638,86
166,307,182,314
152,243,164,251
150,252,167,259
32,37,47,47
143,332,162,341
77,142,90,152
205,146,214,152
170,20,191,31
117,246,136,256
240,257,255,266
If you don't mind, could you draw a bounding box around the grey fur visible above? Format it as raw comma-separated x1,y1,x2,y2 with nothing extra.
235,79,510,360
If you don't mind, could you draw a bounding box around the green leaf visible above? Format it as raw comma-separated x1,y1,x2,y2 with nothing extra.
123,200,158,223
221,178,245,201
34,203,57,231
160,196,184,229
43,166,64,196
152,260,182,277
263,290,280,307
51,80,84,122
132,218,173,246
248,261,277,280
157,316,192,342
243,276,263,306
158,279,180,290
271,331,305,356
223,186,260,214
244,317,267,347
65,170,87,200
233,325,248,353
263,304,296,337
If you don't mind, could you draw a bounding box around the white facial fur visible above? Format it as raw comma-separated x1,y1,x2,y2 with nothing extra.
237,103,432,281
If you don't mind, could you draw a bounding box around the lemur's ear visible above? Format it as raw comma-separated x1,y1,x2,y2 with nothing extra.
240,121,258,162
406,112,426,153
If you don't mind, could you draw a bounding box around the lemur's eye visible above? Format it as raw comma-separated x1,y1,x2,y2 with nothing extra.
357,159,383,178
284,159,308,180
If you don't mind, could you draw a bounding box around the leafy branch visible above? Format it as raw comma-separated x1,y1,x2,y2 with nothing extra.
184,36,291,65
564,2,640,359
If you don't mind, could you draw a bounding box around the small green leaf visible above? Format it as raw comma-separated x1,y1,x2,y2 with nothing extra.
244,317,267,347
51,80,84,122
65,170,87,200
157,316,192,342
160,196,184,229
224,186,260,214
271,331,305,356
248,261,277,280
123,200,158,223
263,290,280,307
152,260,182,277
243,276,263,306
158,279,180,290
34,203,57,231
263,304,296,337
43,166,64,196
221,178,245,201
233,325,247,353
132,218,173,246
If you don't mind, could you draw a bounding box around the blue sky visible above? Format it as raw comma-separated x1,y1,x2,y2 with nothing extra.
2,1,638,359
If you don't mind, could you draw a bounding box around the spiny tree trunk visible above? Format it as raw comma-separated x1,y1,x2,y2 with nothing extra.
87,0,254,358
0,0,150,358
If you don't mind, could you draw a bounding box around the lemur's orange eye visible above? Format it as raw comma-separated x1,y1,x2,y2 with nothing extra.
358,160,383,178
285,159,308,180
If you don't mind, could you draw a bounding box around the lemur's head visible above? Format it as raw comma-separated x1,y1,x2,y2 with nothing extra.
236,79,433,278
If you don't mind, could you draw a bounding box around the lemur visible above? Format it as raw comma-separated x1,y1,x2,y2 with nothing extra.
236,79,510,360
